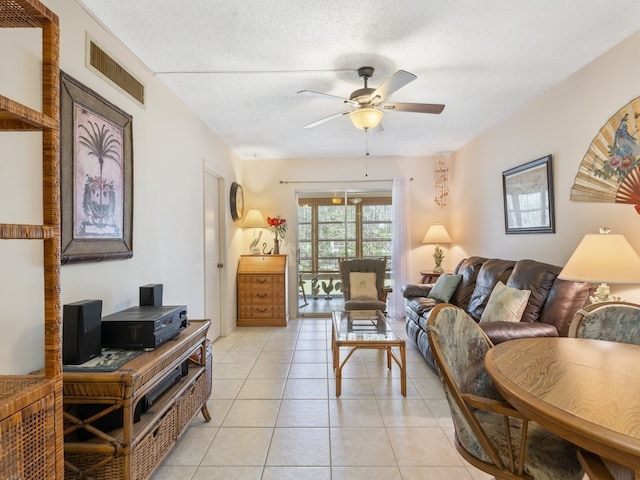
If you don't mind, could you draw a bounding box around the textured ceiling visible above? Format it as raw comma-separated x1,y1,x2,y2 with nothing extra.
77,0,640,160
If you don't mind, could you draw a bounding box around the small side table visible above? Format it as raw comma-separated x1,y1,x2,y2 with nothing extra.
420,271,443,284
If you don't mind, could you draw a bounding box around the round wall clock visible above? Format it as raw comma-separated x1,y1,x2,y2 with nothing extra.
230,182,244,221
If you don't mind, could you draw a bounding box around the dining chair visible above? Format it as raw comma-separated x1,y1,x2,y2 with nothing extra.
426,303,584,480
569,301,640,344
338,257,390,311
569,301,640,480
577,450,616,480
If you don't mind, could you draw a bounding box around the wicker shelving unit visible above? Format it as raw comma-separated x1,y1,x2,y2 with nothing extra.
0,1,63,479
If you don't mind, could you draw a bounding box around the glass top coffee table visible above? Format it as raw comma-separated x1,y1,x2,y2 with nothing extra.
331,310,406,397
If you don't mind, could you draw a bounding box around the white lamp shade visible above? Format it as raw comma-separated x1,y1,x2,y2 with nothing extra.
349,108,384,131
558,233,640,284
242,209,266,228
422,223,452,244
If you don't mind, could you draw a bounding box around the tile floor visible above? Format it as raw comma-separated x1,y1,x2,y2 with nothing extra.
151,316,494,480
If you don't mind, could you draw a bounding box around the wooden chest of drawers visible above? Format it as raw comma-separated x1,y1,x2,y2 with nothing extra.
237,255,288,326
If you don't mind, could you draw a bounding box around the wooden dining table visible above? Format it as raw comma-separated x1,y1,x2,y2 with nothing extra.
484,337,640,477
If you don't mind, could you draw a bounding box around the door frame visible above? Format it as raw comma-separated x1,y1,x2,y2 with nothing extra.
203,162,229,337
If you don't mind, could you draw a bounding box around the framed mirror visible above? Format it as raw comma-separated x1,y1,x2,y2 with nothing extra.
502,155,555,234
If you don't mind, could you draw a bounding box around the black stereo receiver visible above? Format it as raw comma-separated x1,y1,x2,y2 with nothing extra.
101,305,188,350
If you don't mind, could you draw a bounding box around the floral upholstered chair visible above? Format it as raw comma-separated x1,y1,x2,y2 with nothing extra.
426,304,584,480
569,301,640,344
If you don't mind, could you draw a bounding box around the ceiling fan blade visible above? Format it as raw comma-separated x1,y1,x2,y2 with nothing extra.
303,109,353,129
297,90,359,107
369,70,416,105
382,102,445,114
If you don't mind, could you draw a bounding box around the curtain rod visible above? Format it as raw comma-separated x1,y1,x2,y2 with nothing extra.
279,178,413,184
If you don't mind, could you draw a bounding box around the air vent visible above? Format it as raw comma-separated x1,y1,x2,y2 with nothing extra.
87,38,145,107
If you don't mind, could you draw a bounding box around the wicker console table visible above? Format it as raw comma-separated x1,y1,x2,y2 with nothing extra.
62,320,212,480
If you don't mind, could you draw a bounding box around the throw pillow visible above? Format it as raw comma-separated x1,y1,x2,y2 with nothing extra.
349,272,378,300
427,274,463,303
480,281,531,323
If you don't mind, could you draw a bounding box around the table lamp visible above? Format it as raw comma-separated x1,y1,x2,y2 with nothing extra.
242,209,266,254
422,223,452,273
558,227,640,303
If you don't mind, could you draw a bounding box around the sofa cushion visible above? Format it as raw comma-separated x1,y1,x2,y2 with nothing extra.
480,281,531,323
402,284,432,298
428,274,463,303
467,259,515,321
539,278,592,336
480,321,559,344
406,297,439,316
507,259,559,323
449,256,488,312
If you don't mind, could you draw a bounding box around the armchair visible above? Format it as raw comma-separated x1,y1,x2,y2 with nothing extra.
338,257,390,312
426,304,584,479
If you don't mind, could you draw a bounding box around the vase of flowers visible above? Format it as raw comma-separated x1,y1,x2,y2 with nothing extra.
267,215,287,254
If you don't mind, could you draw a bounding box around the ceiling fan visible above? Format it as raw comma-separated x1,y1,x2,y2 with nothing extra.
298,66,445,132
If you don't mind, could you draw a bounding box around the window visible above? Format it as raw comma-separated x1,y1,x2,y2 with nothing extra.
297,194,392,276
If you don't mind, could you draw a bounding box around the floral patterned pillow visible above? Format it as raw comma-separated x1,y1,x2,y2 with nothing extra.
480,281,531,323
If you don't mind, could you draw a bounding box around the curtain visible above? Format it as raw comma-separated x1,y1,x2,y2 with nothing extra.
388,177,411,319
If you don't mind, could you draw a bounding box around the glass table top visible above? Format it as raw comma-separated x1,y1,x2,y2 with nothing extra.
332,310,402,343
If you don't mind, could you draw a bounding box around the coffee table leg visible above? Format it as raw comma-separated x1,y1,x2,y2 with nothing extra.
335,358,342,397
332,336,337,370
400,343,406,396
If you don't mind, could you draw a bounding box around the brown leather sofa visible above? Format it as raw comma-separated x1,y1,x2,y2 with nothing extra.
403,256,592,371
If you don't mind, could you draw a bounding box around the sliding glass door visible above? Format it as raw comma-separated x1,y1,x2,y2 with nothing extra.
296,190,392,316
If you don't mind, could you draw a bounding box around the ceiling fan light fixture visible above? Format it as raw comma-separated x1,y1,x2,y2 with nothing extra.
349,107,384,131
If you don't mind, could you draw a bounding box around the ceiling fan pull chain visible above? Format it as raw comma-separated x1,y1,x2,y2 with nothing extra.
364,130,370,177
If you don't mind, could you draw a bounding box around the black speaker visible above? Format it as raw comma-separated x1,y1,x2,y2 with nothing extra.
140,284,163,306
63,299,102,365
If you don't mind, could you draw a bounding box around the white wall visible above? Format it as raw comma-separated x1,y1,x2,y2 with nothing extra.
0,1,244,374
451,31,640,302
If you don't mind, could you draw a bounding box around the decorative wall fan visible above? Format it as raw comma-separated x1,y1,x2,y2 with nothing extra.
298,66,445,131
570,97,640,214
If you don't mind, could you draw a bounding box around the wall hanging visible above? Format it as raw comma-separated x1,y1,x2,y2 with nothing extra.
434,158,449,208
570,97,640,214
502,155,555,234
60,72,134,264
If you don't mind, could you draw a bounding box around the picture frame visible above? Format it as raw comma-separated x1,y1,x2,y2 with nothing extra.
502,154,555,234
60,72,134,264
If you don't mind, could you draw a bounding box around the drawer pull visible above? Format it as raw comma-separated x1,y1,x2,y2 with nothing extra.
256,278,268,284
257,308,268,313
256,293,267,298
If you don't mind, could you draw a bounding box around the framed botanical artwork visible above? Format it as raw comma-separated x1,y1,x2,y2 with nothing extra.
502,155,555,234
60,72,134,264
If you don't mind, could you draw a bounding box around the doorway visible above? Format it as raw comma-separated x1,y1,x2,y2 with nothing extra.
296,189,393,317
